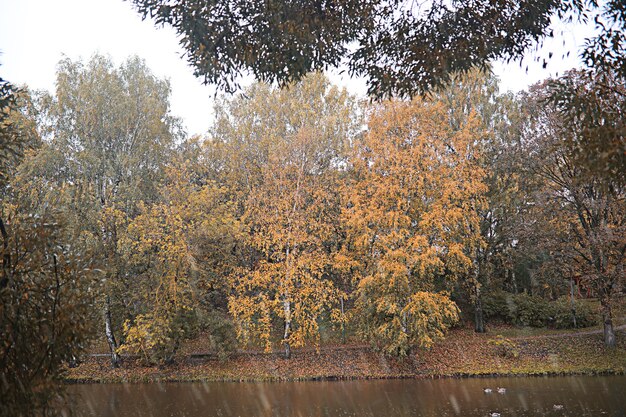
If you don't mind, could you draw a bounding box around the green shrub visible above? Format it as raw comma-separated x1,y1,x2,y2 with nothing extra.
483,291,599,329
509,293,553,327
482,290,513,321
552,297,599,329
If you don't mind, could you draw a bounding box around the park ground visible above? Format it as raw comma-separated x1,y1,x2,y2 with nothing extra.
66,317,626,384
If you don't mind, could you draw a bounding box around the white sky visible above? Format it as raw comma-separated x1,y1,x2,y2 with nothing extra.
0,0,595,136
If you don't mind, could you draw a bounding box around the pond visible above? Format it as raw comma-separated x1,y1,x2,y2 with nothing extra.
67,375,626,417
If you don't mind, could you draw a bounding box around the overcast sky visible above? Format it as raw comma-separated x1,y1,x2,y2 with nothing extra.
0,0,594,136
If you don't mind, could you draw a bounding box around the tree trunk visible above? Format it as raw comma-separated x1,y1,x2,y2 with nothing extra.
569,276,577,328
474,284,485,333
340,297,346,344
0,217,10,289
600,296,616,348
105,295,120,367
68,355,79,368
283,299,291,359
510,268,518,295
164,337,180,365
474,302,485,333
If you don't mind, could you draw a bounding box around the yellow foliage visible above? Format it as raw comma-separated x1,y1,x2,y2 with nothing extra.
115,160,241,362
342,97,487,354
228,127,343,354
118,314,177,364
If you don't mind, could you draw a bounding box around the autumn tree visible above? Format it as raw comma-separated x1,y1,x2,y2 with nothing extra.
25,54,182,367
115,199,194,363
341,98,487,355
229,131,337,358
222,74,358,358
433,69,538,331
522,75,625,347
1,82,39,288
115,158,241,363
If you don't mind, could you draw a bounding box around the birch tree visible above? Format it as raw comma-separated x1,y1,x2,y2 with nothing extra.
27,54,181,366
342,98,487,355
224,74,357,358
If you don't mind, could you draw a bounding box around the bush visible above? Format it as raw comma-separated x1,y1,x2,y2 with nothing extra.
119,307,197,365
489,335,520,359
1,209,99,416
482,291,599,329
119,314,176,364
552,297,599,329
482,290,513,321
509,293,553,327
199,311,238,360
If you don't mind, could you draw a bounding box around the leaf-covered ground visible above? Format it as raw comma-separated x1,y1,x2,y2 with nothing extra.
66,324,626,383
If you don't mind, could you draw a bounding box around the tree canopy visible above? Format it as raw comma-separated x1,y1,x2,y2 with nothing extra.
130,0,625,97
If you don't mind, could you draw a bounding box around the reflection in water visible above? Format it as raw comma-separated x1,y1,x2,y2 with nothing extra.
67,375,626,417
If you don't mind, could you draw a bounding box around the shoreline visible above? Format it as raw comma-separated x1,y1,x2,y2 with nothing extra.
65,326,626,385
64,369,626,385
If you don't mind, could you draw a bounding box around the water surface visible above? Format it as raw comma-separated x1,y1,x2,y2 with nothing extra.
68,375,626,417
